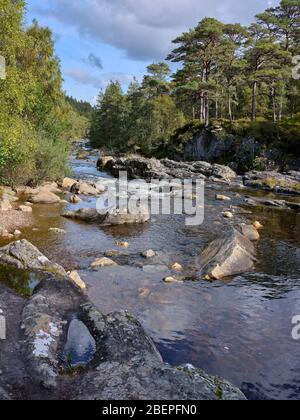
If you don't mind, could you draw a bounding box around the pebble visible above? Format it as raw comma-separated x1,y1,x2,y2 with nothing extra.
163,276,184,284
171,262,183,271
216,194,231,201
142,250,156,259
253,221,264,230
116,242,129,248
223,211,234,219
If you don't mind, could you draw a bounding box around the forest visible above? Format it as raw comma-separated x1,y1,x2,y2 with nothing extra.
90,0,300,159
0,0,89,185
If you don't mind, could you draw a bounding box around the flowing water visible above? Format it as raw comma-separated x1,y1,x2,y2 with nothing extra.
1,148,300,400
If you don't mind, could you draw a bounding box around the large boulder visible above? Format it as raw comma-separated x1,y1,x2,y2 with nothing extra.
244,171,300,195
61,177,77,191
70,181,104,196
199,228,256,280
97,156,115,171
62,206,150,226
0,240,67,277
73,304,246,400
29,191,61,204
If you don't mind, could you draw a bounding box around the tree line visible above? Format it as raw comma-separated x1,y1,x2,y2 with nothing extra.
0,0,89,185
90,0,300,156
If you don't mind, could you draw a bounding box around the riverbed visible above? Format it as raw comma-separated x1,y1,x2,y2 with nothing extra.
1,148,300,400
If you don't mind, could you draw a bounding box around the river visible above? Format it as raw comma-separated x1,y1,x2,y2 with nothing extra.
1,146,300,400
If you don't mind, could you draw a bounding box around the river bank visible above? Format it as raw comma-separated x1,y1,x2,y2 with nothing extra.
1,142,300,400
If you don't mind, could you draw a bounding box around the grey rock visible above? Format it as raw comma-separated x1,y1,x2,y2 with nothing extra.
63,206,150,226
199,228,256,280
21,277,86,390
0,240,67,277
244,171,300,195
102,154,237,183
74,304,246,400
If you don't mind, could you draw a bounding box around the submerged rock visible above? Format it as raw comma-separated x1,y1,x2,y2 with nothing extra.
0,240,67,277
200,228,256,280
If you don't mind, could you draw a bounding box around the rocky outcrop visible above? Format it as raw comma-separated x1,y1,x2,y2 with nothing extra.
62,206,150,226
0,240,67,277
73,304,246,400
0,240,246,400
244,171,300,195
199,228,257,280
99,154,237,183
184,129,235,162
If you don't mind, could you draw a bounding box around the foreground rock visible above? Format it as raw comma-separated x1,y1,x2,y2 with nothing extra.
98,155,237,183
62,206,150,226
244,171,300,195
0,240,67,277
200,228,256,280
0,241,246,400
73,304,245,400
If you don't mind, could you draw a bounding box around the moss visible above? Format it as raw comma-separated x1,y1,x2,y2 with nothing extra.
214,387,223,400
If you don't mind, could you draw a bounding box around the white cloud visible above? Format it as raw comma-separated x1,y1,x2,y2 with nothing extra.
36,0,278,60
65,68,137,89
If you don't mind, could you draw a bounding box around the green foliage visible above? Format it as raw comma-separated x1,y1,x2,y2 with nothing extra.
90,76,185,155
0,1,83,186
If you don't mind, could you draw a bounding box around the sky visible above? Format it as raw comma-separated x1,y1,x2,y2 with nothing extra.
25,0,279,104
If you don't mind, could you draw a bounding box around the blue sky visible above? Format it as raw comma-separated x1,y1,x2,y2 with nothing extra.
25,0,279,103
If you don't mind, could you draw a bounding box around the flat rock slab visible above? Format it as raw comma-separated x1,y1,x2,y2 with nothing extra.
200,228,256,280
63,206,150,226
